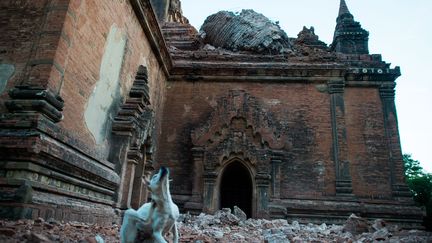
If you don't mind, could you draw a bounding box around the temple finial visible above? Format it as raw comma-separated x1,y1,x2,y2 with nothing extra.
338,0,351,17
331,0,369,54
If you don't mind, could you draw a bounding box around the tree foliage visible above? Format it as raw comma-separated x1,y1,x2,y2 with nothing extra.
404,154,425,178
403,154,432,228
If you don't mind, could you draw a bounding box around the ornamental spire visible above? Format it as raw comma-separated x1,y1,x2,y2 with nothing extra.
331,0,369,54
338,0,351,17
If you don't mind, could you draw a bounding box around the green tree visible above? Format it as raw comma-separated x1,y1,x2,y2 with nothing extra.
403,154,432,229
404,154,424,178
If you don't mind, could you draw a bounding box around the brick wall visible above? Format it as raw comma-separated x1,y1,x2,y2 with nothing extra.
57,0,167,153
0,0,50,111
345,87,392,198
158,81,397,202
0,0,168,223
157,81,336,199
0,0,167,157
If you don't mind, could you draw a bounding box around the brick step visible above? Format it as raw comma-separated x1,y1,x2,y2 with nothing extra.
162,31,192,37
162,23,198,33
167,40,199,50
162,22,194,28
163,35,199,42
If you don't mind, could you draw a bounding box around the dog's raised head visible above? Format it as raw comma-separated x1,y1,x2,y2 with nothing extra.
146,166,172,203
121,166,179,243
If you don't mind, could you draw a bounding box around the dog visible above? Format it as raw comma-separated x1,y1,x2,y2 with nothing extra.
120,166,180,243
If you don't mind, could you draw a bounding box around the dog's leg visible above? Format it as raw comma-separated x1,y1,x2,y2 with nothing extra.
152,216,168,243
120,209,140,243
171,221,179,243
152,231,167,243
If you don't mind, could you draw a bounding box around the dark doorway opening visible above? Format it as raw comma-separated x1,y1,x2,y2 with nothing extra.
220,161,252,218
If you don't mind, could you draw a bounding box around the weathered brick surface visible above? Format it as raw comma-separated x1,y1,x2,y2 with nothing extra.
0,0,422,225
0,0,50,111
0,0,167,154
57,0,167,150
0,0,167,224
157,81,335,199
345,87,392,198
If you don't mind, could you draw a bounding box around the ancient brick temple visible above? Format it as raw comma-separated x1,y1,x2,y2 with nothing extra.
0,0,423,226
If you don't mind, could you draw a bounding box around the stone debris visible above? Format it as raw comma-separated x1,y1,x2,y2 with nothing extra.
1,211,432,242
200,9,292,54
177,210,432,243
343,213,372,235
0,219,119,243
294,26,328,49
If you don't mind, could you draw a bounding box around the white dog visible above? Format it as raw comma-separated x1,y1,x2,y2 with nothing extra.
120,166,180,243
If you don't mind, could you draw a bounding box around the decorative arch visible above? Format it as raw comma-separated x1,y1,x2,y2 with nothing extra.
187,90,284,218
192,90,284,149
109,65,155,210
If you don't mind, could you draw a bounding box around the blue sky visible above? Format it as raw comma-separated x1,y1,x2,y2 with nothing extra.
181,0,432,172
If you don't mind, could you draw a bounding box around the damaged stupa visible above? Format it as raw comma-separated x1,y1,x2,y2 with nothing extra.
200,9,292,54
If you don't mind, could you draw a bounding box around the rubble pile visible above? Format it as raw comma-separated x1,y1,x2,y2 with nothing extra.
1,209,432,242
178,209,432,243
0,217,119,243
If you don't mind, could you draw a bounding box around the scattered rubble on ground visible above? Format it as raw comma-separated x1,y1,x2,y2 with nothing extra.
1,209,431,242
0,217,118,243
178,209,432,243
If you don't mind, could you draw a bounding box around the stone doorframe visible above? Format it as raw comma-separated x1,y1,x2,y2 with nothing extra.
208,157,258,217
191,150,273,218
187,90,284,218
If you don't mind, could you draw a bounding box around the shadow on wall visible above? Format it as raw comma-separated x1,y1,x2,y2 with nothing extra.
0,64,15,94
84,24,127,144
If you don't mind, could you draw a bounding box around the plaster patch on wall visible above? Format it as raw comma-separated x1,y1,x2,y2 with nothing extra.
0,64,15,94
84,25,126,144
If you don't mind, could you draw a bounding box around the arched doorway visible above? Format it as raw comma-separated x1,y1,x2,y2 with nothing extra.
220,161,253,218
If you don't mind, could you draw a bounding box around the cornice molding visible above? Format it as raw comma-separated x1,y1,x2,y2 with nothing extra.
129,0,172,76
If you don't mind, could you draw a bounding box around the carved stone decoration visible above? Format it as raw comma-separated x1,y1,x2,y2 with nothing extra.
109,66,155,210
189,90,283,218
192,90,284,149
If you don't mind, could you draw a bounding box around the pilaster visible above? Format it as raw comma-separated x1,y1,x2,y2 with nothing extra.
202,171,217,213
256,173,271,219
191,147,204,199
183,147,205,213
271,150,283,200
328,80,354,196
379,83,412,199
